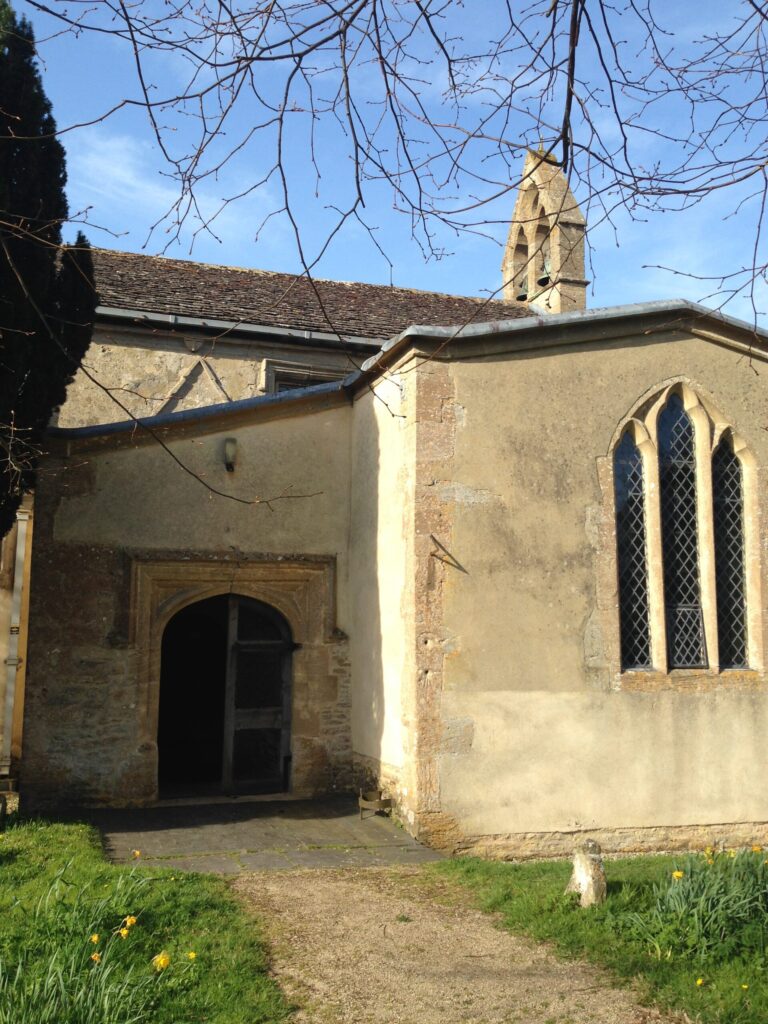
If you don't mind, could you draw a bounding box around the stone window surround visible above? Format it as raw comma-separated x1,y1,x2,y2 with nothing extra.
604,380,764,689
129,556,343,797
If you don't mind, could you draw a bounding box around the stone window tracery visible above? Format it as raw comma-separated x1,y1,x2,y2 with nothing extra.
658,394,706,669
613,385,754,675
614,432,651,668
712,437,748,669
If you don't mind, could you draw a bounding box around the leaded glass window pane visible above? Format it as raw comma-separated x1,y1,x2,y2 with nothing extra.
614,432,651,668
658,394,706,668
713,438,748,668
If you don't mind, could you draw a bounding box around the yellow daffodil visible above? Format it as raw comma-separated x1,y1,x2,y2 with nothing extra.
131,849,141,859
124,916,138,928
752,845,763,853
729,850,736,858
89,933,99,944
705,846,714,856
672,870,684,880
152,951,171,971
742,984,749,990
90,952,101,964
119,927,129,939
706,857,714,865
696,978,704,987
187,951,197,961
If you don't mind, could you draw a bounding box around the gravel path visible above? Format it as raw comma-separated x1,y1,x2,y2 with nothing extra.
234,867,681,1024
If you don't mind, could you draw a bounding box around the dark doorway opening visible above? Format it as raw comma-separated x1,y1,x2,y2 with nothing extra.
158,594,293,798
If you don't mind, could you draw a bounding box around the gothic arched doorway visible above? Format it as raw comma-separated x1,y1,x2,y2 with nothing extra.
158,594,293,797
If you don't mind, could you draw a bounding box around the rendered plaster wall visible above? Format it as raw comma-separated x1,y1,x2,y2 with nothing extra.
57,324,363,428
423,331,768,854
348,374,416,809
21,401,355,808
441,688,768,856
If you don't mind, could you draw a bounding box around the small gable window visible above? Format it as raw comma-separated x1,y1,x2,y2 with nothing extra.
613,386,754,675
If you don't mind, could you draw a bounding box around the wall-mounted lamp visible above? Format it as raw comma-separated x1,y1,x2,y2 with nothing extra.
223,437,238,473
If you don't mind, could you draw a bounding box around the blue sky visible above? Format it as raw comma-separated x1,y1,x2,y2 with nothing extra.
23,0,768,323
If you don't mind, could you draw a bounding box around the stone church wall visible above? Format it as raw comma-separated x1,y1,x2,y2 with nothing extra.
20,310,768,856
21,396,355,808
56,323,366,428
409,327,768,855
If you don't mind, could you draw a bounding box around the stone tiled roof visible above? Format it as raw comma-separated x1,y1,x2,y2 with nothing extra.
91,248,529,341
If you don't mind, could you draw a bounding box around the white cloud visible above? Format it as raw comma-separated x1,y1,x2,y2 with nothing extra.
63,126,290,266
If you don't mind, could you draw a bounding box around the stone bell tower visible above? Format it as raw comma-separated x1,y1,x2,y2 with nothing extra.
501,150,588,313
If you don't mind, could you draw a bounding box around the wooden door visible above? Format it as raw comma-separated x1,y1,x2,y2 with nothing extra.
222,596,293,794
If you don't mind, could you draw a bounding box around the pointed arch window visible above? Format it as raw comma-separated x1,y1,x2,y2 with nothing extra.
658,394,706,668
614,432,651,668
712,437,747,668
534,221,551,289
612,386,756,677
513,240,529,302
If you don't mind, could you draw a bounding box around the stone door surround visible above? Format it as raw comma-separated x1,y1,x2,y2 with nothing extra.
130,557,340,797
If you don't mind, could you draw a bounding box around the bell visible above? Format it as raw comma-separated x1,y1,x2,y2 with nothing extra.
536,258,552,288
515,287,528,302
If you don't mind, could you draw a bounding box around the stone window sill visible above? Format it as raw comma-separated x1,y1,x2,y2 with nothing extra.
618,669,765,693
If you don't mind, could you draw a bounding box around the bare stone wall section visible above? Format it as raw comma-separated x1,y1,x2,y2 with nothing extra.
58,325,359,428
21,491,146,808
320,641,354,791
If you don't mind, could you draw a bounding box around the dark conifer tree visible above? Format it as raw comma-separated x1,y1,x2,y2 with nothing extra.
0,0,95,537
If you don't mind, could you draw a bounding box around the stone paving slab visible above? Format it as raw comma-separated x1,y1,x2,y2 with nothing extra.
86,796,442,874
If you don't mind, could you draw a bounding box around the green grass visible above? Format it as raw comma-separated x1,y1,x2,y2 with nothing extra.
0,817,290,1023
432,850,768,1024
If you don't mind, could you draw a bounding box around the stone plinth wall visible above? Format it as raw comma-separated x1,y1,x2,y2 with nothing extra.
451,821,768,861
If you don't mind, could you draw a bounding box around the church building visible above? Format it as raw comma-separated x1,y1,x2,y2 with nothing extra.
2,152,767,857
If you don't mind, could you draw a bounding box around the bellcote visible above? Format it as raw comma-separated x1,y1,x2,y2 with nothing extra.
501,151,588,313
